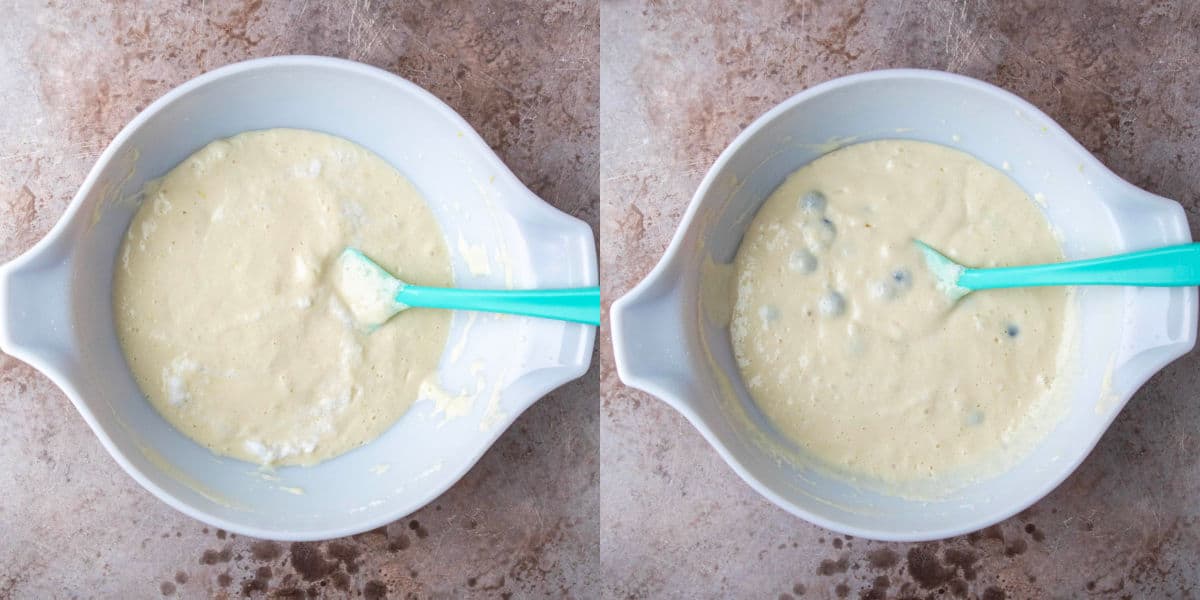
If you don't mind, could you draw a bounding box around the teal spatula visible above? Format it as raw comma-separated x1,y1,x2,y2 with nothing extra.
915,240,1200,300
333,247,600,328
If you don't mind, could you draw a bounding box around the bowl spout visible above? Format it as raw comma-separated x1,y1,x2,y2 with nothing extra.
0,234,79,378
611,264,693,405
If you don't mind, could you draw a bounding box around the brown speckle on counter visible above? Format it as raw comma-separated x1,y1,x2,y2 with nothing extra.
363,579,388,600
983,586,1007,600
199,547,232,565
387,533,411,552
250,540,282,561
1025,523,1047,543
906,545,956,589
240,565,271,595
816,555,850,576
289,542,338,583
1005,538,1029,557
866,548,899,570
325,541,361,574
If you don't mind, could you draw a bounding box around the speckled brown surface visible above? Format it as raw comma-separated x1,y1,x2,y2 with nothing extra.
0,1,597,598
8,0,1200,598
601,1,1200,598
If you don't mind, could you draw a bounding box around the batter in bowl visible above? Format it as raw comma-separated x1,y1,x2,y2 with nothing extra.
114,128,452,466
731,140,1073,485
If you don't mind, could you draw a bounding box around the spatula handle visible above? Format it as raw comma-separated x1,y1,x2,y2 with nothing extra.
396,285,601,325
959,243,1200,290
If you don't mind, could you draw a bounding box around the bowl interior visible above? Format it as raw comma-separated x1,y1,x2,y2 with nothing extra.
670,72,1194,538
60,58,595,539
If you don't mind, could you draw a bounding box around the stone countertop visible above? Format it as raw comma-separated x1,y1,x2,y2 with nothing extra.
0,1,597,598
600,1,1200,598
7,1,1200,598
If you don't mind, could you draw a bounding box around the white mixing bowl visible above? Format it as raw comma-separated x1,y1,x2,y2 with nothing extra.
611,69,1196,541
0,56,597,540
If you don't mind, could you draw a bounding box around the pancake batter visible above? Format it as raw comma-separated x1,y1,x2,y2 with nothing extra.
114,129,452,466
731,140,1072,484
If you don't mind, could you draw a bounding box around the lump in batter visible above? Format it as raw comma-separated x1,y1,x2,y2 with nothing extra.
114,128,452,466
731,140,1073,485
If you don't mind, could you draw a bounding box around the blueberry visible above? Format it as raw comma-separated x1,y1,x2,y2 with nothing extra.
803,218,837,252
800,190,827,213
818,291,846,317
966,409,985,426
759,304,780,322
869,280,895,300
788,249,818,273
874,268,913,300
1006,324,1020,338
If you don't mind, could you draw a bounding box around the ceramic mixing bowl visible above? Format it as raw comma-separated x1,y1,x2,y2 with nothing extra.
611,69,1195,541
0,56,597,540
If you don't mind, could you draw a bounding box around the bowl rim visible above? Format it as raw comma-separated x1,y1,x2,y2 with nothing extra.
0,55,598,541
611,68,1197,541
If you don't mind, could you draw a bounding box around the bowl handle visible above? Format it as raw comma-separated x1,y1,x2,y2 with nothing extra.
0,241,80,378
1105,194,1199,401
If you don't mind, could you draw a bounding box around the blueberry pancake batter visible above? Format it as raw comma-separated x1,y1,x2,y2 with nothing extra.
114,129,452,466
730,140,1073,484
